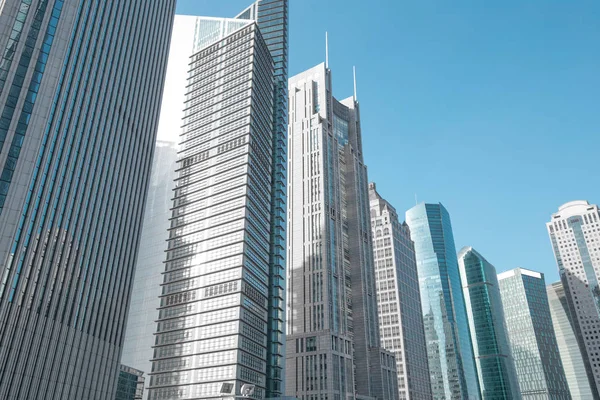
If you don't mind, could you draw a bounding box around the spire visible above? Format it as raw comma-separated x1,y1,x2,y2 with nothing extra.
353,66,357,101
325,31,329,69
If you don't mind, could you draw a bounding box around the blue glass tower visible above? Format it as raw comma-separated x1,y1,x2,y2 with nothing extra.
458,247,521,399
406,204,479,399
0,0,175,398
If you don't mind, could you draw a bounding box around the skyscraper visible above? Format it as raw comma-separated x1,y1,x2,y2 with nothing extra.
0,1,175,399
547,281,594,399
120,15,197,400
286,63,398,400
369,183,432,400
547,200,600,397
405,203,479,399
457,247,520,400
148,2,289,399
497,268,571,399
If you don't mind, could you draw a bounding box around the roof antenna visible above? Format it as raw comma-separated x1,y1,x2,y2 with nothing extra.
325,32,329,69
353,66,357,101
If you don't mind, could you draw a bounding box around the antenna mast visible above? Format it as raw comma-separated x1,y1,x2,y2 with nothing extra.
326,32,329,69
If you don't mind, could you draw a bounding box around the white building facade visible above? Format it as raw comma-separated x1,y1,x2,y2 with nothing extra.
547,200,600,397
369,183,432,400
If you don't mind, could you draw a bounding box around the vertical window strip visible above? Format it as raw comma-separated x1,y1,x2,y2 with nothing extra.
0,0,34,95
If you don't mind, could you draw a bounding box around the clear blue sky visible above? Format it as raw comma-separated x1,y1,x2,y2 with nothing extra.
177,1,600,282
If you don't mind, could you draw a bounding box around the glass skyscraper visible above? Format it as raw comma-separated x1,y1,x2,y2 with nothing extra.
547,201,600,397
287,64,398,400
0,1,175,399
497,268,571,399
547,281,594,399
148,2,288,399
457,247,520,400
405,203,479,399
369,183,432,400
120,15,200,400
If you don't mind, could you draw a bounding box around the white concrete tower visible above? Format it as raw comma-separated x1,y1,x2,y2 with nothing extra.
547,200,600,397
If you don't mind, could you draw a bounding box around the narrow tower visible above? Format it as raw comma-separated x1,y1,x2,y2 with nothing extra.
369,183,433,400
457,247,520,399
405,203,480,399
286,64,397,400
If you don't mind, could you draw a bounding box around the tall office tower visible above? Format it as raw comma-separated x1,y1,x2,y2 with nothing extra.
235,3,289,396
547,201,600,397
497,268,571,399
120,15,196,400
286,63,398,400
457,247,520,400
547,281,594,399
369,183,432,400
148,1,289,398
405,204,479,399
0,1,174,399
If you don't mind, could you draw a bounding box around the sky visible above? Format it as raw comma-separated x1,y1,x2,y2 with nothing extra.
176,1,600,283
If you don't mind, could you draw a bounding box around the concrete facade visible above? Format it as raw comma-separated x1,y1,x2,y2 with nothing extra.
286,63,397,400
547,200,600,397
369,183,432,400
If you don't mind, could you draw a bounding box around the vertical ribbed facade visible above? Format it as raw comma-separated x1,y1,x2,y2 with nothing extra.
405,203,480,399
148,16,280,400
287,63,397,400
369,183,433,400
547,201,600,398
0,1,174,399
547,281,594,399
497,268,571,399
457,247,520,400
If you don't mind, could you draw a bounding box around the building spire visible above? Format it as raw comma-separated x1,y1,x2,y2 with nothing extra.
326,31,329,69
353,66,357,101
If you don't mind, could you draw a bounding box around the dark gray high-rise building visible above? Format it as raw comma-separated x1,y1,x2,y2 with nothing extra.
286,63,398,400
369,183,432,400
148,2,288,399
0,1,175,399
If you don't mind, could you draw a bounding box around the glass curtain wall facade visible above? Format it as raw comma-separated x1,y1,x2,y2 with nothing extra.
547,281,594,399
0,1,175,399
497,268,571,399
116,365,146,400
148,7,287,399
547,201,600,397
405,203,479,399
369,183,432,400
287,63,397,400
457,247,520,400
120,15,199,400
235,3,289,395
